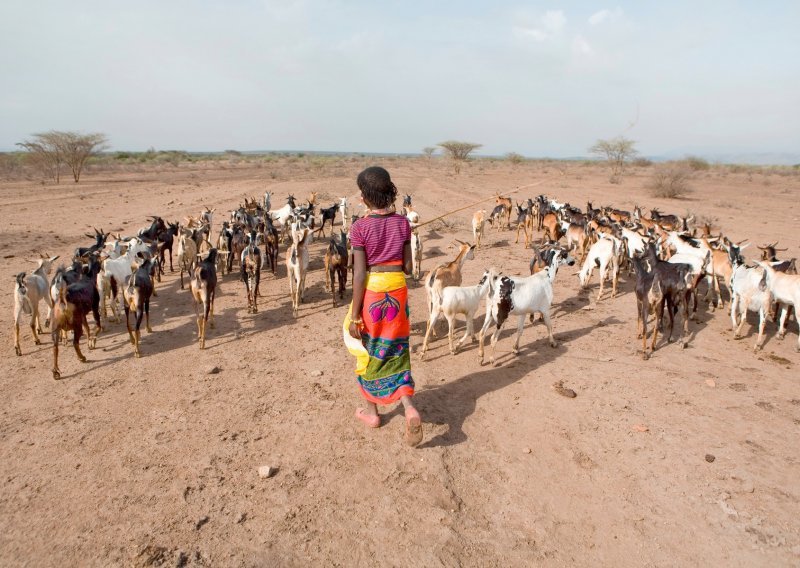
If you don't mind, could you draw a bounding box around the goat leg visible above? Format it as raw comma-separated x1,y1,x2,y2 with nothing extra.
754,307,766,352
512,315,526,354
52,331,61,379
15,321,22,356
777,306,789,339
145,301,152,333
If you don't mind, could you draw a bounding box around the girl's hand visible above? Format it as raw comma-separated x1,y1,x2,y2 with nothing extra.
348,320,363,340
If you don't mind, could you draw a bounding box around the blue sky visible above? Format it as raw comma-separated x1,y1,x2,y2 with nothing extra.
1,1,798,160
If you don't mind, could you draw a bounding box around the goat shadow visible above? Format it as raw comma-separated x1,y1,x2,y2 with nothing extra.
402,321,601,448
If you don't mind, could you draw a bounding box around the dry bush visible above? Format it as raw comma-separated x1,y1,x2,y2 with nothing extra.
632,157,653,167
684,155,710,171
649,165,693,198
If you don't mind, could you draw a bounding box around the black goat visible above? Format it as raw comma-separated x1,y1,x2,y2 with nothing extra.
75,228,107,260
318,203,339,237
634,243,694,359
324,231,349,307
241,231,262,313
50,255,103,379
123,256,155,358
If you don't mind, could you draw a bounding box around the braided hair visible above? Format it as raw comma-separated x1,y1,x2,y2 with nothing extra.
356,166,398,210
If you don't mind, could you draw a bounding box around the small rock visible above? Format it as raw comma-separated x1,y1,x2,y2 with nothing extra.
207,366,221,375
258,465,275,478
632,424,649,433
705,454,716,463
195,516,209,530
705,379,716,387
236,512,247,524
523,448,532,454
310,370,324,377
553,380,577,398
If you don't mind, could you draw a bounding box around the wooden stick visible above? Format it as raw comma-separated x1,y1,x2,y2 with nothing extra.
413,175,561,229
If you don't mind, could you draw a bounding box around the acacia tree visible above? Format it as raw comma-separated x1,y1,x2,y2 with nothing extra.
17,131,108,183
422,146,436,160
438,141,481,174
589,136,638,183
16,131,65,183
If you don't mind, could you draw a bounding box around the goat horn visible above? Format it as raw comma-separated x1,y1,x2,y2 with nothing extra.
775,247,789,252
757,245,767,250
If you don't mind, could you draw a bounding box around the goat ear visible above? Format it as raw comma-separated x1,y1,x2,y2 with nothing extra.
50,255,60,262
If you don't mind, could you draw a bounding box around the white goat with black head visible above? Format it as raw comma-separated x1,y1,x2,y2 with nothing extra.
728,243,771,351
479,249,575,365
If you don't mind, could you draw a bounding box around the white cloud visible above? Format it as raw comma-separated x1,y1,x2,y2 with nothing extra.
514,10,566,42
589,8,623,26
572,35,594,56
542,10,566,33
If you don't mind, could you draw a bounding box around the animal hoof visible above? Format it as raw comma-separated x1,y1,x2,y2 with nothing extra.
642,353,650,361
79,356,87,363
778,333,786,340
53,371,61,380
550,341,559,348
15,347,22,356
680,342,686,350
135,352,141,358
146,327,153,333
44,319,50,328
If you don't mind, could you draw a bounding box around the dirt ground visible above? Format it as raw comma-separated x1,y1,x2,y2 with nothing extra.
0,157,799,567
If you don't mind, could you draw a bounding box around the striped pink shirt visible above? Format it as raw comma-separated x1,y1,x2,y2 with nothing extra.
349,213,411,266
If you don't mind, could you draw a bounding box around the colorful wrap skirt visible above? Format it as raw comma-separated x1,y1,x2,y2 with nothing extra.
343,270,414,405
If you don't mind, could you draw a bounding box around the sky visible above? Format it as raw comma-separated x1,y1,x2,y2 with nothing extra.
1,1,798,160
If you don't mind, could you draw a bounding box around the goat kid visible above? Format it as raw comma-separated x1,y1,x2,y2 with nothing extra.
421,268,500,359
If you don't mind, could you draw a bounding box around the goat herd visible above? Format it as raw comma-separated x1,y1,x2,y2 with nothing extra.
11,188,800,380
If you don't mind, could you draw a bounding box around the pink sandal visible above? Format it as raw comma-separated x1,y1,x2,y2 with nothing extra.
355,408,381,428
404,407,423,447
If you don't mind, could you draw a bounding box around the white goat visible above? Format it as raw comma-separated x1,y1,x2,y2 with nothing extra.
420,268,501,359
758,262,800,351
99,238,152,323
411,224,422,281
339,198,348,231
13,273,35,355
263,191,272,212
424,240,476,337
13,255,59,356
577,234,621,301
728,246,771,351
177,233,198,290
478,249,575,365
286,223,311,317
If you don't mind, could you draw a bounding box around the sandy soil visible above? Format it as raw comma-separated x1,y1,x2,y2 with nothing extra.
0,158,799,567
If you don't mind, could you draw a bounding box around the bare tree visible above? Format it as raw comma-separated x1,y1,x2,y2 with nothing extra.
506,152,524,166
16,131,65,183
438,141,482,174
589,136,638,183
17,131,108,183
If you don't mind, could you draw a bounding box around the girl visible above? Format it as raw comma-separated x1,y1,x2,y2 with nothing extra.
343,166,423,447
